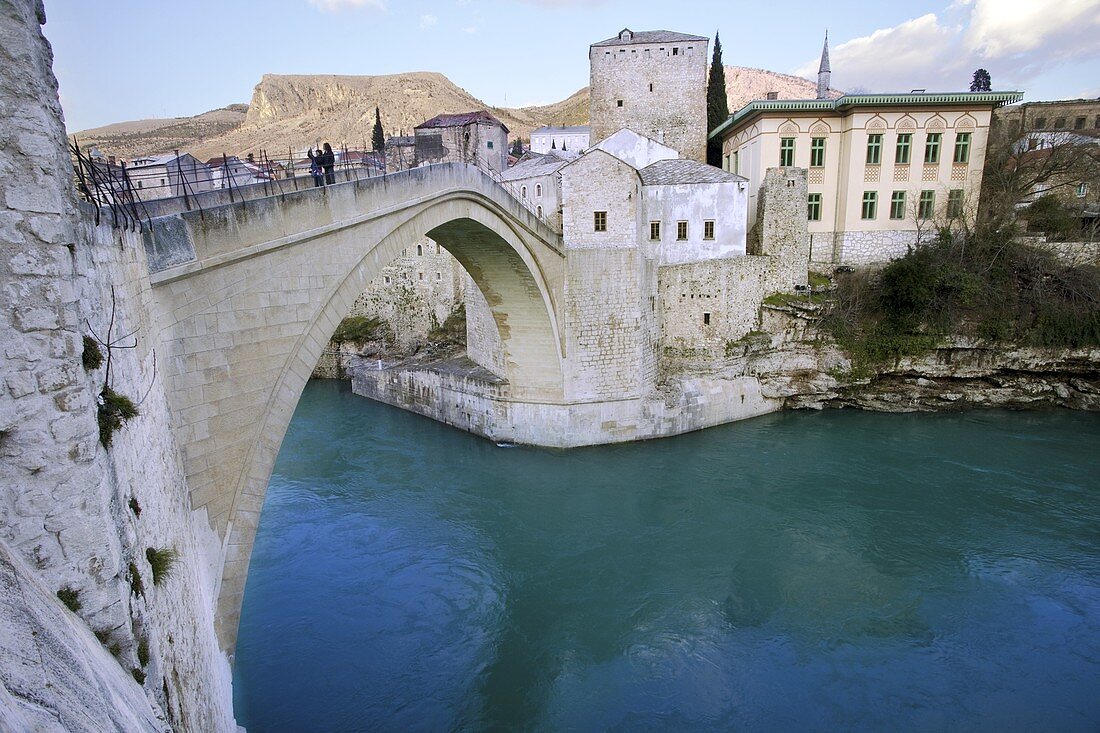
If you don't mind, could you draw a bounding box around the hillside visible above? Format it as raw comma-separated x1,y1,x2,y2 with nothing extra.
70,67,838,162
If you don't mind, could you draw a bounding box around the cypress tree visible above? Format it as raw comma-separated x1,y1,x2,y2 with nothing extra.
371,107,385,152
706,32,729,168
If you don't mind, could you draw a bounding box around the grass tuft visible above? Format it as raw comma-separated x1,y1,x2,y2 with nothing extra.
98,387,139,448
56,587,81,612
82,336,104,370
145,547,177,586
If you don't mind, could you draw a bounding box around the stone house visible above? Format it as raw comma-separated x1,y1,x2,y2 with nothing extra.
498,151,570,226
413,111,509,172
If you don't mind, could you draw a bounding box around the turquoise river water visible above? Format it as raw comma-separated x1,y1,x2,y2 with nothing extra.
233,380,1100,732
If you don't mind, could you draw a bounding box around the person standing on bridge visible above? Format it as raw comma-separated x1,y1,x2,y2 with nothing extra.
307,148,323,187
321,142,336,185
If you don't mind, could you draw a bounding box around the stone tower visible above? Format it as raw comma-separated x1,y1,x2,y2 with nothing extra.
589,28,710,162
816,31,831,100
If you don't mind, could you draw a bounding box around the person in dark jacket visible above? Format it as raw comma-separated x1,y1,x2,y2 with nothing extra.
307,148,323,187
321,142,336,185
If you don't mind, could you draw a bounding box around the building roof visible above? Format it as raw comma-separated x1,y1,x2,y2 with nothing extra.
531,125,591,135
591,29,708,47
129,153,187,167
638,158,746,185
499,152,571,182
710,91,1025,140
415,110,509,134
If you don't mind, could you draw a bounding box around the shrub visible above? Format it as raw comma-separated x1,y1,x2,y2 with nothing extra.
331,315,386,344
98,387,139,448
146,547,177,586
82,336,104,370
137,638,150,667
57,587,81,612
128,561,145,598
94,628,112,645
427,305,467,346
131,668,146,685
129,496,142,517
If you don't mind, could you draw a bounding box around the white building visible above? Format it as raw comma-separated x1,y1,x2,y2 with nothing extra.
530,126,590,155
126,153,213,201
206,155,271,190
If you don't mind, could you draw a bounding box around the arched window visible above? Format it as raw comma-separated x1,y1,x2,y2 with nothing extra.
416,244,423,256
521,185,527,198
536,205,543,217
536,184,543,197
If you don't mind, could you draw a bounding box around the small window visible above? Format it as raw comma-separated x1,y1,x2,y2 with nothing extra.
687,46,694,56
810,137,825,167
536,184,542,197
1054,117,1065,129
436,272,442,280
417,244,423,256
1075,117,1086,130
521,185,527,198
418,272,424,281
703,220,715,240
617,99,624,108
1076,183,1089,198
924,133,941,164
807,193,822,221
953,132,971,164
676,221,688,240
1034,117,1047,129
137,181,143,189
594,211,607,232
918,190,935,219
384,275,391,284
536,205,543,217
703,312,711,325
895,133,912,164
733,150,739,175
672,47,679,56
779,137,795,167
890,191,906,220
866,134,882,165
649,83,654,92
947,189,964,218
487,141,494,149
650,221,661,240
160,178,166,186
861,191,878,220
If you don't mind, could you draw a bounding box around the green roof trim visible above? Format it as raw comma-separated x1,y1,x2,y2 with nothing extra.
708,91,1024,140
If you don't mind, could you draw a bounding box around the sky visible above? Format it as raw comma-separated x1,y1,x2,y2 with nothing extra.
45,0,1100,133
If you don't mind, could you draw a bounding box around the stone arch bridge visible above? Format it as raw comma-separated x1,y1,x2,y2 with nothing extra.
141,164,570,648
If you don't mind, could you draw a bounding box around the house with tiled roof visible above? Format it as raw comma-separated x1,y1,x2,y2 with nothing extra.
413,110,509,172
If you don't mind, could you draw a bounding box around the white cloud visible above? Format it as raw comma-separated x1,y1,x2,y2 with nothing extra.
419,13,438,28
306,0,386,12
463,26,478,33
794,0,1100,94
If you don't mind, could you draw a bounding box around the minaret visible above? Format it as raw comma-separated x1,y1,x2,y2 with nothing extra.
816,31,831,100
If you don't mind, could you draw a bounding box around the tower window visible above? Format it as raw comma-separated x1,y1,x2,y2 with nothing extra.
417,244,423,256
436,272,441,280
650,221,661,240
536,184,542,197
677,221,688,240
703,312,711,325
649,83,654,92
672,47,679,56
617,99,624,108
594,211,607,232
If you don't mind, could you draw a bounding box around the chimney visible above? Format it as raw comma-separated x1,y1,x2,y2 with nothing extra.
766,91,779,100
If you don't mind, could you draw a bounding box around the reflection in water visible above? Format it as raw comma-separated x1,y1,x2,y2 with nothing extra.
235,381,1100,732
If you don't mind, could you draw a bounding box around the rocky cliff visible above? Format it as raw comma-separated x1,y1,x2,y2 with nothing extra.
1,2,236,730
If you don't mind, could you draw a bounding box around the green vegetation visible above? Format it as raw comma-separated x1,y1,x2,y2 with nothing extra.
137,638,150,667
1024,194,1080,242
131,668,146,685
705,32,729,167
56,587,81,612
94,628,112,645
428,306,467,346
128,561,145,598
82,336,104,370
331,315,387,344
822,226,1100,374
724,330,770,357
146,547,178,586
763,290,829,308
808,272,831,288
98,386,138,448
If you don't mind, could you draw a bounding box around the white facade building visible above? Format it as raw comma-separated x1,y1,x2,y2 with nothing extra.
530,126,590,154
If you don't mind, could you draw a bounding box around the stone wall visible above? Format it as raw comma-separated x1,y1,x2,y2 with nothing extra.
464,274,506,377
589,38,708,161
0,2,236,729
833,229,921,265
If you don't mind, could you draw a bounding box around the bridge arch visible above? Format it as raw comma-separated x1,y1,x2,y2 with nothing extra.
144,165,565,649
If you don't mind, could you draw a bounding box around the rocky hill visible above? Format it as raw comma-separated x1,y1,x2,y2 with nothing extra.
70,67,837,162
